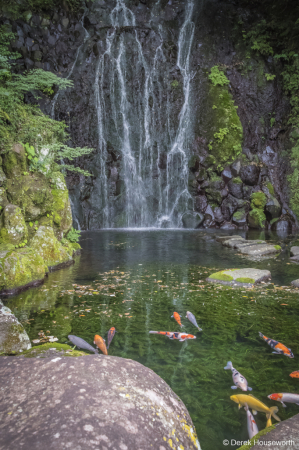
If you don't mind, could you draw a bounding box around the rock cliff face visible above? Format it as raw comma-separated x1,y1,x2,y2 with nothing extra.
0,143,79,295
2,0,296,231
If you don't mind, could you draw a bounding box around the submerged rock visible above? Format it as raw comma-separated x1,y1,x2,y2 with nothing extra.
0,300,31,353
0,355,201,450
207,268,271,286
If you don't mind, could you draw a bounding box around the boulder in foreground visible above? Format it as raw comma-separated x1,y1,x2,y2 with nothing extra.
0,355,201,450
207,268,271,286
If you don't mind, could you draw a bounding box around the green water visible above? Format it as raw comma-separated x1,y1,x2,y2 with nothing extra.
5,230,299,450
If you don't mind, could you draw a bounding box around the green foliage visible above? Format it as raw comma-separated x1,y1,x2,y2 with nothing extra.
208,66,230,87
66,227,81,243
270,117,276,127
214,128,229,143
274,245,281,251
171,80,179,89
288,143,299,217
249,208,266,227
232,177,242,184
0,0,87,17
266,182,274,195
265,73,276,81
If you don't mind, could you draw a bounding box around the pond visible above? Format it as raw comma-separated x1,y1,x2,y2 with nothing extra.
5,229,299,450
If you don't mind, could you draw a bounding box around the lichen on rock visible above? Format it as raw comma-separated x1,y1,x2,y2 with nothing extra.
0,204,28,245
0,299,31,353
30,226,73,268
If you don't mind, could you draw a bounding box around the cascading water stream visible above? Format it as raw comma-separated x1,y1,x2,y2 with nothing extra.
92,0,195,228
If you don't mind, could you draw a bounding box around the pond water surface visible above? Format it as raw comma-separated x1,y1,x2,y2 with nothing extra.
6,230,299,450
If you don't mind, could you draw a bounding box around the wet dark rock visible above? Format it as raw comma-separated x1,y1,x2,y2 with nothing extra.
231,160,241,177
242,185,254,200
0,355,200,450
261,146,278,168
242,148,253,161
196,167,207,183
220,186,229,198
272,219,292,234
228,178,243,199
220,222,237,230
203,205,215,228
221,167,232,183
213,206,224,224
240,164,260,186
265,197,281,220
188,155,200,172
181,211,204,229
221,194,239,221
232,209,247,227
195,195,208,213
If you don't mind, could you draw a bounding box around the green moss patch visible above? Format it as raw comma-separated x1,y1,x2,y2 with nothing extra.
210,271,234,281
251,192,267,209
274,245,281,251
205,71,243,169
20,342,88,358
235,277,255,284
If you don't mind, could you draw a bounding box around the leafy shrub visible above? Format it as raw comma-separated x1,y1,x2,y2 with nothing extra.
208,66,230,87
66,227,81,243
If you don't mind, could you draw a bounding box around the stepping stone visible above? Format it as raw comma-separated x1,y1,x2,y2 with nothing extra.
206,268,271,287
215,235,242,243
291,279,299,288
239,244,281,256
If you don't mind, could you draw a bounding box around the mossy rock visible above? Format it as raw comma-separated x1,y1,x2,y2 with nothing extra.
6,172,53,221
0,300,31,353
20,342,88,358
0,204,28,245
236,425,275,450
205,83,243,168
248,209,266,229
250,191,267,210
0,187,8,209
0,246,46,292
30,226,72,268
50,172,72,238
2,144,27,178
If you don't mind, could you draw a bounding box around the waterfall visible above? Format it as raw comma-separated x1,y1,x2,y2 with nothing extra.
92,0,195,228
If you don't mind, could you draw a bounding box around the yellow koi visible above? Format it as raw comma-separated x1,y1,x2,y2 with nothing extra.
230,394,280,426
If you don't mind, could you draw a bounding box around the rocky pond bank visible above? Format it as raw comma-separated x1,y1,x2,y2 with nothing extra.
0,143,81,296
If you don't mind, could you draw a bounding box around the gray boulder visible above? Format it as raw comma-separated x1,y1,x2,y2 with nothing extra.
291,279,299,288
231,160,241,177
0,300,31,353
182,211,204,228
228,179,243,199
0,355,201,450
221,168,233,183
240,164,260,186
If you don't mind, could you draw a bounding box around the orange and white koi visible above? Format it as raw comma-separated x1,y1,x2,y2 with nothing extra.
244,403,259,439
107,327,116,349
171,312,183,328
94,334,108,355
149,331,196,342
290,371,299,379
268,393,299,408
259,332,294,358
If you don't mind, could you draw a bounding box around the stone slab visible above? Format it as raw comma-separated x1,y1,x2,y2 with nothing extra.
0,355,201,450
215,235,242,243
249,413,299,449
239,244,280,256
291,246,299,257
207,268,271,287
223,238,245,248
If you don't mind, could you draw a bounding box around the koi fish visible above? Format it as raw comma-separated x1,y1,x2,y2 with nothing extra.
230,394,280,426
268,393,299,408
68,335,98,353
94,334,108,355
224,361,252,391
171,312,183,327
244,403,259,439
259,332,294,358
107,327,116,349
149,331,196,342
290,371,299,379
186,311,202,331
